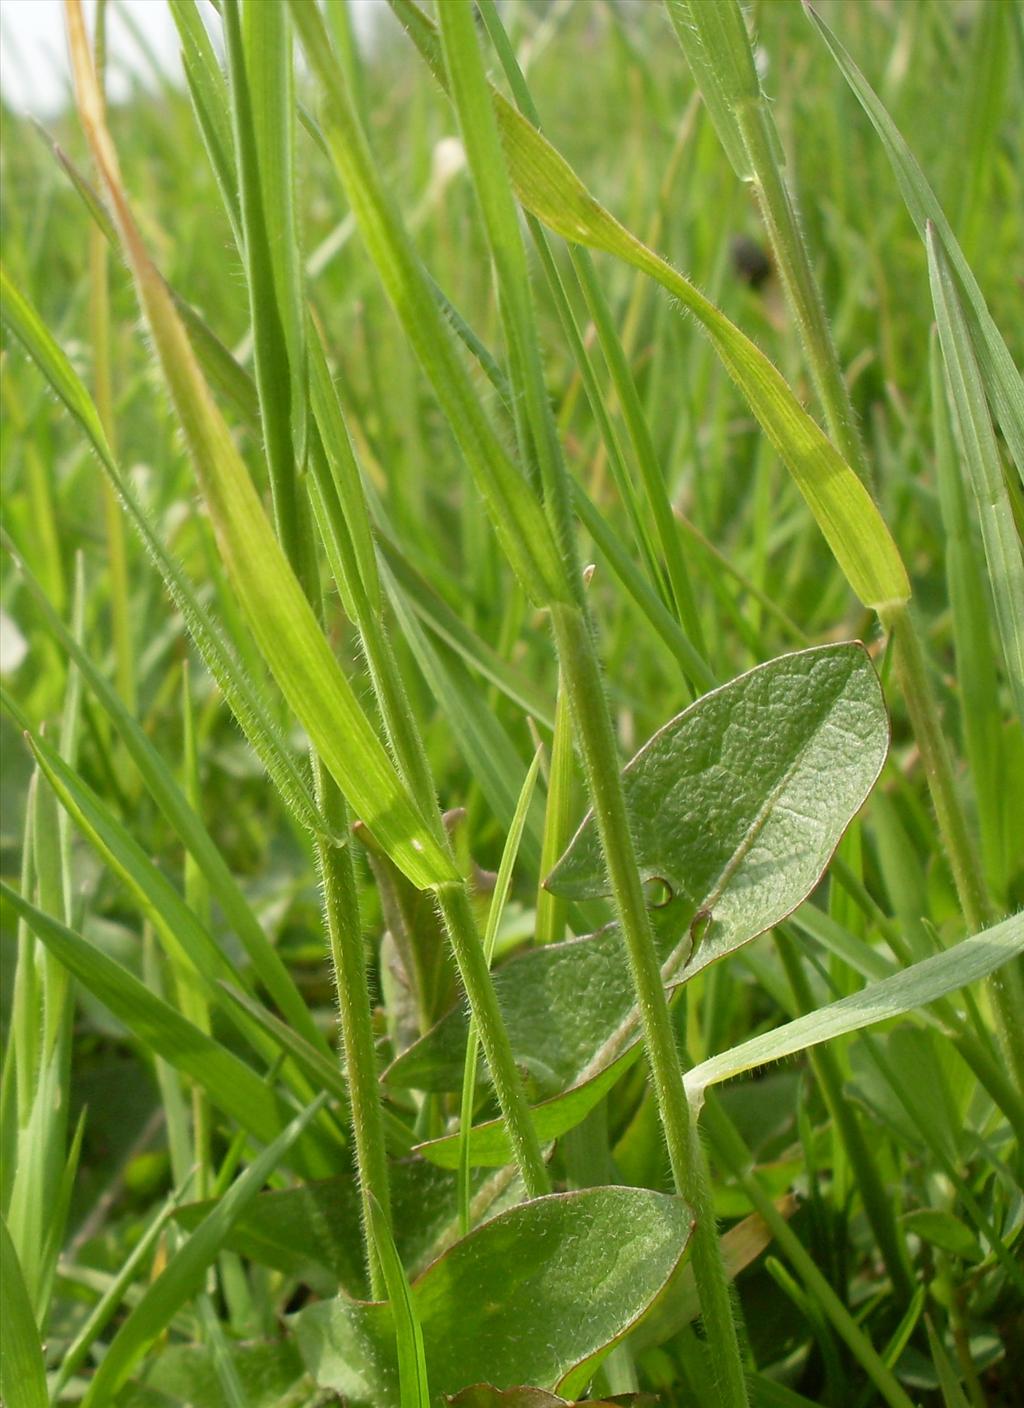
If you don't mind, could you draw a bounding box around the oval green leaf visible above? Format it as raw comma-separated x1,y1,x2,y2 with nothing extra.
391,645,887,1165
293,1186,692,1405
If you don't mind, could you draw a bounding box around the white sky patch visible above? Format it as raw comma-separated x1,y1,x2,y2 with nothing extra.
1,0,181,118
0,609,28,675
1,0,388,120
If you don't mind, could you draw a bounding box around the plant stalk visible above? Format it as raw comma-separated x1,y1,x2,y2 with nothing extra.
704,1096,917,1408
307,416,551,1202
732,99,870,484
434,881,550,1198
881,601,1024,1091
550,602,748,1408
314,760,390,1299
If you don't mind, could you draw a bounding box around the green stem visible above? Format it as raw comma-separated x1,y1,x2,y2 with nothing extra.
433,881,550,1200
535,670,573,946
704,1097,917,1408
308,419,552,1202
89,8,134,714
777,934,915,1305
314,760,390,1299
733,99,870,485
222,0,305,575
880,603,1024,1092
881,601,988,930
550,602,748,1408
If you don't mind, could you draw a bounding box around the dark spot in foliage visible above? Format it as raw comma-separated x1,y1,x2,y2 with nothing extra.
730,234,773,289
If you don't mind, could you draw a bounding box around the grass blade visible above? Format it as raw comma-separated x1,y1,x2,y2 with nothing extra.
289,0,568,609
79,1094,326,1406
63,1,455,891
224,0,307,570
10,549,327,1055
805,2,1024,488
0,267,329,839
492,95,908,612
685,914,1024,1109
0,882,321,1167
927,224,1024,734
366,1194,431,1408
241,0,307,466
168,0,241,241
0,1216,47,1408
458,748,542,1234
51,1186,183,1396
387,0,908,614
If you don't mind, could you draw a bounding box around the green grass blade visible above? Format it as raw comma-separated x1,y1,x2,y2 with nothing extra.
661,0,758,181
378,539,554,727
492,95,909,612
366,1194,431,1408
458,748,542,1235
535,677,574,948
3,768,71,1327
21,727,252,1013
79,1094,326,1407
217,982,350,1114
288,0,569,609
664,0,869,485
0,269,329,838
387,0,907,613
410,0,709,670
685,915,1024,1109
241,0,307,466
438,0,578,592
63,8,454,891
308,318,382,615
37,1107,86,1334
924,1316,972,1408
927,225,1024,734
0,1216,47,1408
224,0,306,569
51,1186,183,1396
168,0,241,242
35,121,259,426
805,2,1024,489
0,882,313,1162
382,572,544,874
930,334,1006,890
9,547,327,1055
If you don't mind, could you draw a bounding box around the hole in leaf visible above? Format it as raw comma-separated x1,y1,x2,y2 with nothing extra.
643,876,673,908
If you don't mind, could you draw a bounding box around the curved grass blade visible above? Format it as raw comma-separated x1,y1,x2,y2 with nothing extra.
927,225,1024,733
385,0,908,614
367,1193,431,1408
0,1217,47,1408
0,267,329,839
458,748,542,1233
684,915,1024,1111
63,1,455,891
805,2,1024,489
0,882,327,1170
492,99,908,611
78,1094,326,1407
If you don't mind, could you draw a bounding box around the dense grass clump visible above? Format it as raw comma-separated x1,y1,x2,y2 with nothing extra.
1,2,1022,1406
